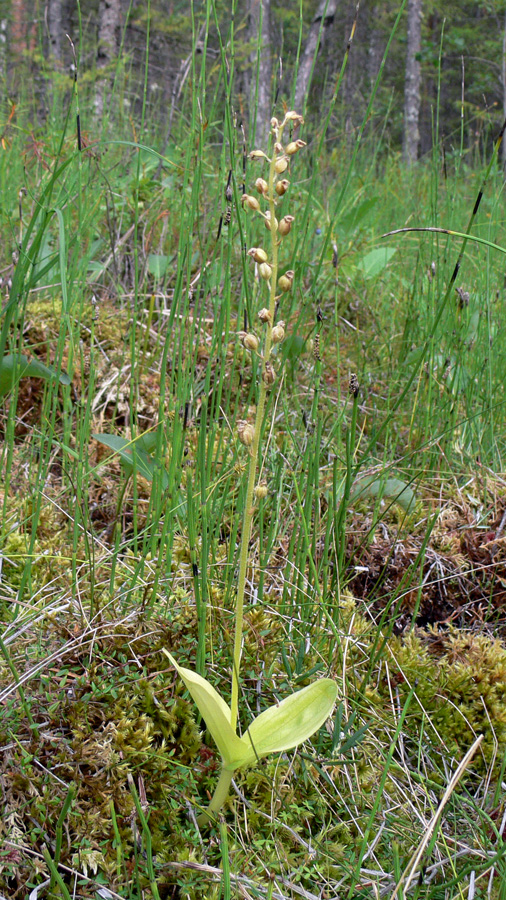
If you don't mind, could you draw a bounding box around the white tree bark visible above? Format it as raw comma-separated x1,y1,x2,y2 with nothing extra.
249,0,272,147
502,6,506,169
294,0,338,115
95,0,121,119
368,4,382,89
403,0,422,165
0,17,7,85
47,0,63,65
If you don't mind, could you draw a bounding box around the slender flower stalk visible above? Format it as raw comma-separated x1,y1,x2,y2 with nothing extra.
230,114,297,730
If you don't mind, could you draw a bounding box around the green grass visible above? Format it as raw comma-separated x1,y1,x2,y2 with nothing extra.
2,6,506,899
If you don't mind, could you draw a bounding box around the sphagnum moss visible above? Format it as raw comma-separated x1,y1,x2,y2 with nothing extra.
166,111,337,826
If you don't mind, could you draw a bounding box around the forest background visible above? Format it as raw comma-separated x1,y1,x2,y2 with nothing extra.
3,0,506,165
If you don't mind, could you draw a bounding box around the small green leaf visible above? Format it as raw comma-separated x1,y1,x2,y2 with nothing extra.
357,246,397,278
164,651,245,769
350,475,416,513
237,679,337,766
283,334,307,364
0,354,71,399
147,254,169,278
338,196,378,233
93,433,169,490
402,345,425,368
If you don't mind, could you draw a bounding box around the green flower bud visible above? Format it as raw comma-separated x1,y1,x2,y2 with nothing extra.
264,211,278,232
271,321,285,344
242,333,259,351
278,270,294,292
286,139,306,155
275,179,290,196
279,215,294,236
237,421,255,447
248,247,269,263
274,156,288,174
242,193,261,211
255,177,269,195
258,308,271,323
255,480,268,499
259,262,272,280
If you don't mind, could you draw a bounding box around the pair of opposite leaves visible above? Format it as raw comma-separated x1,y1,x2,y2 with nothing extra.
165,651,337,773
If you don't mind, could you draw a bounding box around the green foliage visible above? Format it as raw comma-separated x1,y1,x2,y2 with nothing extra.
0,353,70,399
356,246,398,279
167,652,337,772
93,432,169,490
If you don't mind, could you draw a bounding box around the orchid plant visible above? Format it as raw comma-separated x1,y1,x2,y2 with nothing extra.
166,111,337,826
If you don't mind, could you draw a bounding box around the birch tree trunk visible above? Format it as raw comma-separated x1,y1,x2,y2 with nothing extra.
344,1,357,150
502,6,506,170
47,0,63,66
95,0,121,120
403,0,422,165
294,0,338,115
0,17,7,88
368,4,382,89
249,0,272,148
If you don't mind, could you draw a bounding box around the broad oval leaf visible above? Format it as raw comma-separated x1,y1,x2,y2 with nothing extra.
236,679,337,768
0,353,71,399
164,651,245,769
350,475,416,513
357,246,396,278
93,433,169,490
338,196,378,233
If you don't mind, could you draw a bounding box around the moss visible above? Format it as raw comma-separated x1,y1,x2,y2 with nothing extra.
24,295,130,361
0,519,71,610
376,627,506,772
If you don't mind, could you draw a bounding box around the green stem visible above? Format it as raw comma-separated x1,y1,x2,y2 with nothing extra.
230,128,283,732
128,774,161,900
0,634,34,727
219,817,232,900
197,766,234,827
43,846,72,900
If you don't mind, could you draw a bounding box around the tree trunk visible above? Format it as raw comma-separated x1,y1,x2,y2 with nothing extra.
249,0,272,148
367,4,382,89
11,0,27,68
95,0,121,119
502,6,506,170
0,16,7,88
47,0,63,66
294,0,338,115
403,0,422,165
343,0,357,150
